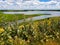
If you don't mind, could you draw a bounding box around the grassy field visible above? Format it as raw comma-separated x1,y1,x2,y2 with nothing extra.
0,16,60,45
0,13,42,23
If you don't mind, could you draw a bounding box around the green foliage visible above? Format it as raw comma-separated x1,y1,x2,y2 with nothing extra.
0,17,60,45
0,13,41,23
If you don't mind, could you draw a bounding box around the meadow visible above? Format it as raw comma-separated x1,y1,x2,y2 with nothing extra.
0,13,60,45
0,13,42,22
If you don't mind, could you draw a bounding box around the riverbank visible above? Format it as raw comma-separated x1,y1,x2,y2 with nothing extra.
14,15,60,24
0,13,42,23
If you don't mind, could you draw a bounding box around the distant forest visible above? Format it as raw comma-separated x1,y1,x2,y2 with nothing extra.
0,10,60,12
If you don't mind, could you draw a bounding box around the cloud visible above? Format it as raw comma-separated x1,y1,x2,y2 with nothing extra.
0,0,60,10
19,0,60,10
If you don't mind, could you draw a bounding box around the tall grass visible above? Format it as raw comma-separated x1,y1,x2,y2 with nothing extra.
0,16,60,45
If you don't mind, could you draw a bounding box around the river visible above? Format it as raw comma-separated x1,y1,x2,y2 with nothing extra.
3,11,60,23
3,11,60,15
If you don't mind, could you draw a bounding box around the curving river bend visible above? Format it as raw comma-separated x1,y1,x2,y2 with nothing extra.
3,11,60,23
17,15,60,23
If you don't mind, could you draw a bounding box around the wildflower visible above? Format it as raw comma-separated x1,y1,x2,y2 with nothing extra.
57,36,59,39
0,28,4,33
8,35,12,39
8,27,11,30
41,39,44,43
56,32,59,35
46,35,49,38
48,20,51,25
8,38,13,42
49,35,53,37
46,39,49,42
19,25,24,28
27,40,30,43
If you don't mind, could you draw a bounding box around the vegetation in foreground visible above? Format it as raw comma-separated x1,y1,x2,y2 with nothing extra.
0,17,60,45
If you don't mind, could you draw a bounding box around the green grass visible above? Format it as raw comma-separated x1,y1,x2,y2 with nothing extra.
0,13,42,22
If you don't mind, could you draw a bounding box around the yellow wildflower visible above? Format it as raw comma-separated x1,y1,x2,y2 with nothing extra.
8,38,13,42
0,28,4,33
19,25,24,28
48,20,51,25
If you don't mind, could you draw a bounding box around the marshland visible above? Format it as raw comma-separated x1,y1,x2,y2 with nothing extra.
0,11,60,45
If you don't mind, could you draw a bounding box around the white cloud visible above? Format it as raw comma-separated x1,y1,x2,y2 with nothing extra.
0,0,60,10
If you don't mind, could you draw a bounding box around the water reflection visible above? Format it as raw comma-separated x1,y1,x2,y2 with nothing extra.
3,11,60,15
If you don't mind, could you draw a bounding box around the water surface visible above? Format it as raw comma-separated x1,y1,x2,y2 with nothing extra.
4,11,60,23
3,11,60,15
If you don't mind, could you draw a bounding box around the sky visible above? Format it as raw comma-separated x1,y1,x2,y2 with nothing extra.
0,0,60,10
40,0,51,2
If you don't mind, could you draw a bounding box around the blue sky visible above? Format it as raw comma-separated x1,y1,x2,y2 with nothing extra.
0,0,60,10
